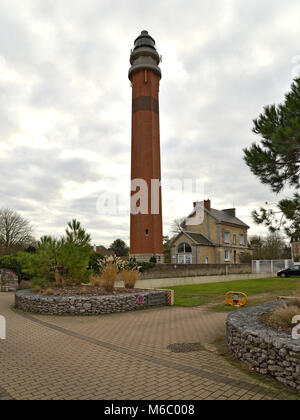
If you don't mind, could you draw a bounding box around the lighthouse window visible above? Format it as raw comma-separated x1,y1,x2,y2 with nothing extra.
145,229,149,237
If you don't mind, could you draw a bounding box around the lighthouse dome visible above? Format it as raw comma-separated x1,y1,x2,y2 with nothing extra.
134,30,156,50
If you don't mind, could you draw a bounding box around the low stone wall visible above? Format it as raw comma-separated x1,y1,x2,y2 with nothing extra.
227,301,300,391
140,264,251,280
134,273,274,289
15,289,169,316
0,269,18,292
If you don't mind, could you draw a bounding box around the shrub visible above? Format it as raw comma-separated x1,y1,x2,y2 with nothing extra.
89,252,104,273
44,288,55,296
90,275,102,287
149,256,157,263
18,280,31,290
240,253,253,263
32,286,41,294
121,269,139,289
101,264,118,292
136,262,156,272
0,252,37,282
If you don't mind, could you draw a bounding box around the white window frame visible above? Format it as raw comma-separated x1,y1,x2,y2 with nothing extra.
178,254,193,264
224,250,230,262
239,234,245,246
224,232,230,244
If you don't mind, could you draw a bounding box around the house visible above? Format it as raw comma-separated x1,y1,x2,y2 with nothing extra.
93,245,115,257
170,200,252,265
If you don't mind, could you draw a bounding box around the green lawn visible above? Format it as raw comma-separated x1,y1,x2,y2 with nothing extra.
163,277,300,310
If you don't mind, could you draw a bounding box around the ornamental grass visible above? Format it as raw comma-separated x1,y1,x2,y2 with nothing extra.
121,269,139,289
101,264,118,292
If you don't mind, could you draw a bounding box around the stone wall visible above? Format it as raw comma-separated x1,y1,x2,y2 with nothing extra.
0,269,18,292
15,289,170,316
227,301,300,391
140,263,251,280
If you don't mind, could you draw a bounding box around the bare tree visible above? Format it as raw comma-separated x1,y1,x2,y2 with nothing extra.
250,234,290,260
170,217,186,234
0,209,34,255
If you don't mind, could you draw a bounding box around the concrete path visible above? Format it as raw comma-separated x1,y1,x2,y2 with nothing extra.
0,292,298,400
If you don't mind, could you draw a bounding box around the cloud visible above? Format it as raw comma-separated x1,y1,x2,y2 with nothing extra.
0,0,299,246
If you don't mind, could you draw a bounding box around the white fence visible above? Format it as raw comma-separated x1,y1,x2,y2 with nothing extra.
252,260,293,274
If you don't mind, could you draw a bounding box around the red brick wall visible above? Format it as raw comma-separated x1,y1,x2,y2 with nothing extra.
130,69,163,255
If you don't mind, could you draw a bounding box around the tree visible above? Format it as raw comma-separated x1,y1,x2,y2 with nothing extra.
244,78,300,237
249,234,290,260
249,236,264,260
30,220,93,286
170,218,186,234
163,236,171,263
0,209,34,256
109,239,129,257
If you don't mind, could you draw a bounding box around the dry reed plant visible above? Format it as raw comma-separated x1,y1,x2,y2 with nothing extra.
101,264,118,292
269,304,300,329
90,275,102,287
121,270,139,289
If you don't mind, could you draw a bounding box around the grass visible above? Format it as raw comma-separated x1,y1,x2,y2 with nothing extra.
162,277,300,310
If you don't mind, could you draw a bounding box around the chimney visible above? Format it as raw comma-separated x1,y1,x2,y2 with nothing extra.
222,208,236,217
204,199,211,211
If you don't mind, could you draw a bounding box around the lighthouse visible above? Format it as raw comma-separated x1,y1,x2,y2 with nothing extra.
129,31,164,263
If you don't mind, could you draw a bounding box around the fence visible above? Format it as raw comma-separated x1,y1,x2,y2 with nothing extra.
252,260,293,274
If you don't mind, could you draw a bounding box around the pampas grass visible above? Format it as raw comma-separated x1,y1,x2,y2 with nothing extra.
121,270,138,289
102,264,118,292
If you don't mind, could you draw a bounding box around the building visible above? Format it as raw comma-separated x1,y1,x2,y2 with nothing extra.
170,200,252,264
129,31,164,263
93,245,115,257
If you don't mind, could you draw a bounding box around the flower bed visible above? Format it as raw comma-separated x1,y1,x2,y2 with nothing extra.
15,288,170,315
226,301,300,391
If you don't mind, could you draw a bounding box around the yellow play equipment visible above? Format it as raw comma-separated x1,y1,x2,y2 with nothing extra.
225,291,248,307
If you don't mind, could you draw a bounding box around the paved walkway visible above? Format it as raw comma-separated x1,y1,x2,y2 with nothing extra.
0,292,298,400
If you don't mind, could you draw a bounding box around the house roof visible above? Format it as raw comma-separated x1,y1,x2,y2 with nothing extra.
208,208,249,228
95,246,115,256
170,230,214,247
188,206,249,228
185,231,214,246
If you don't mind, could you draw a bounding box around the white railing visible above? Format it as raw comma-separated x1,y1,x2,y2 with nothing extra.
252,259,293,274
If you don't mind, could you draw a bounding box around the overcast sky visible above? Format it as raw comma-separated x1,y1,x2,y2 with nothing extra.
0,0,299,246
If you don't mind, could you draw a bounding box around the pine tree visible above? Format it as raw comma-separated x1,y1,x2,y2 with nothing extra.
244,78,300,237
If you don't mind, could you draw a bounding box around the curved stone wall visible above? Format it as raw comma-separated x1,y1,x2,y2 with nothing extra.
15,289,169,316
227,301,300,391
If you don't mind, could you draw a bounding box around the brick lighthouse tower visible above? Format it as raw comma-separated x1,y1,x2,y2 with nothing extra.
129,30,164,263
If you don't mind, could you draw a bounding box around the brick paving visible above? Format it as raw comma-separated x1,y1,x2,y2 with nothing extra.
0,292,299,400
